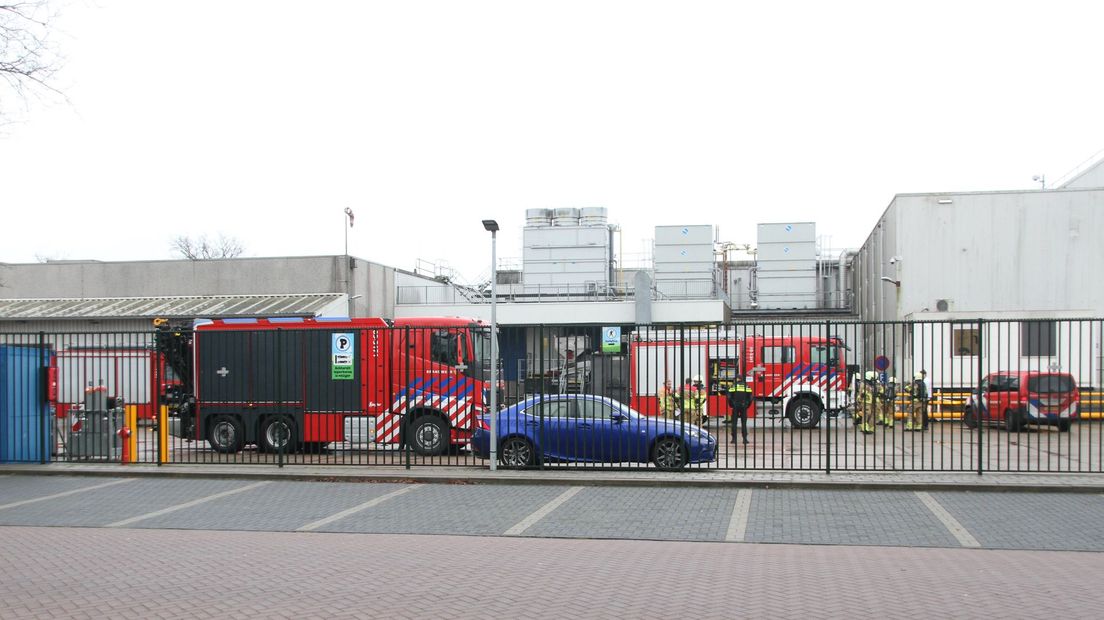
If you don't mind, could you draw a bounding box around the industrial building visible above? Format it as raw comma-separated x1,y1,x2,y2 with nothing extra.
2,154,1102,393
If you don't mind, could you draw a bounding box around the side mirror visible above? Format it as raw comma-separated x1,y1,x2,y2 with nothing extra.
611,412,628,423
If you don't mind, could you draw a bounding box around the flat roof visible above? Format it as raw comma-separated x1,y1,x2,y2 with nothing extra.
0,294,344,320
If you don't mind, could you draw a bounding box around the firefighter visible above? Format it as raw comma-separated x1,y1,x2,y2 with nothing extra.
681,376,708,426
905,371,929,431
725,376,753,444
657,379,678,420
859,371,878,434
879,376,897,427
919,369,931,430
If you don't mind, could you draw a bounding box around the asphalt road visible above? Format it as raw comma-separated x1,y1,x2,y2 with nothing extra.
3,474,1104,618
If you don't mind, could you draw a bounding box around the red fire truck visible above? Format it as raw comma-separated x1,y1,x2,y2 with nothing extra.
160,316,496,455
629,328,850,428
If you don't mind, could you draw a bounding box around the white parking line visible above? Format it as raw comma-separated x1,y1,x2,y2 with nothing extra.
107,481,271,528
0,478,134,512
296,485,419,532
915,491,981,548
504,486,583,536
725,489,753,542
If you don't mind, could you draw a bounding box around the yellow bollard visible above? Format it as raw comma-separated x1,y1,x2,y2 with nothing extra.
124,407,138,464
158,406,169,464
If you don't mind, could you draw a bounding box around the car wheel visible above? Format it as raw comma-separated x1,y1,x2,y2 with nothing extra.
786,397,822,429
207,415,244,453
1058,420,1072,433
500,436,535,468
652,437,688,471
1004,409,1022,433
962,406,978,429
260,415,298,454
409,416,448,456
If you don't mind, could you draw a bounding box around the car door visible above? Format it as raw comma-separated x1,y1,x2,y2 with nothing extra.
524,398,580,461
574,399,625,462
990,375,1015,423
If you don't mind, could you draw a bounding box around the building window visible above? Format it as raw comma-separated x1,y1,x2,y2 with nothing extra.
1022,321,1056,357
952,328,980,356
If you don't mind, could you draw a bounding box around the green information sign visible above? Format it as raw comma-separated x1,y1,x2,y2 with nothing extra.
601,326,621,353
332,333,354,381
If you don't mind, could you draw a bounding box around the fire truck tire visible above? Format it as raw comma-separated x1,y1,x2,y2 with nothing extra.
1058,420,1072,433
1003,409,1023,432
259,415,298,454
652,437,688,471
500,436,535,468
207,415,244,454
786,398,822,429
409,416,448,456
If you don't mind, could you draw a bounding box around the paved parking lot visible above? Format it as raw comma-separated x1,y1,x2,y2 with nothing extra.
3,475,1104,550
4,474,1104,618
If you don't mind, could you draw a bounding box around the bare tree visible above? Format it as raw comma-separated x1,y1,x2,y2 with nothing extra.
1,2,64,119
171,234,245,260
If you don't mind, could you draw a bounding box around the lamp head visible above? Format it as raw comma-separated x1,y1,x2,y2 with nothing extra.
482,219,500,232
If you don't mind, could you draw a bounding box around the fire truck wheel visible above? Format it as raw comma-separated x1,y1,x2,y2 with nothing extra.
500,436,535,468
409,416,448,456
786,398,822,429
207,416,244,454
1058,420,1072,433
1003,409,1023,432
260,415,299,454
652,437,688,471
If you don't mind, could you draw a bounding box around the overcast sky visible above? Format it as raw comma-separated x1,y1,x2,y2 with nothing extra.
2,0,1102,285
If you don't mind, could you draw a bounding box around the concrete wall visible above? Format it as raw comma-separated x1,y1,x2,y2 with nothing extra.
0,255,403,319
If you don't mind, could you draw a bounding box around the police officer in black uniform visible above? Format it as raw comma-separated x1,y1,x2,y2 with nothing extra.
726,376,753,444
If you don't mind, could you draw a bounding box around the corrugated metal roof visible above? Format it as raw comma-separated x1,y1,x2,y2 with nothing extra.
0,294,345,320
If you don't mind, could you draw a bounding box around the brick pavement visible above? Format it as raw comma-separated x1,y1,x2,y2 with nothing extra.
2,526,1104,619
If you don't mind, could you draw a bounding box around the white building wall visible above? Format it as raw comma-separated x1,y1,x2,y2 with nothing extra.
894,189,1104,318
855,188,1104,323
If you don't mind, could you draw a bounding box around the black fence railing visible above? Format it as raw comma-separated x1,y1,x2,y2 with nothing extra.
1,317,1100,473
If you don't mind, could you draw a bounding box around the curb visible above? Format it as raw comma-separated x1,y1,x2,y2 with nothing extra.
3,465,1104,494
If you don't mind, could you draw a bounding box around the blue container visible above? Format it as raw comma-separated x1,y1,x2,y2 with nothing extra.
0,345,49,463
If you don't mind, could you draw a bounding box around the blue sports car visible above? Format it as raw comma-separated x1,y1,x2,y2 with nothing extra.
471,394,716,470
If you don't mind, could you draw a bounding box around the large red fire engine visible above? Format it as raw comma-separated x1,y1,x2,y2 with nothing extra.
629,328,850,428
158,316,495,455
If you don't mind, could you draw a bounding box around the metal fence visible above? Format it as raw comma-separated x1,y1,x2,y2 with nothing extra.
1,317,1101,473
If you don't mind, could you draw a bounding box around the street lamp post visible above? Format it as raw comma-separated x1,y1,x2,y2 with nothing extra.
482,219,499,471
344,207,355,316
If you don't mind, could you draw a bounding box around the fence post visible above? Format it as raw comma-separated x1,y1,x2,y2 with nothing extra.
277,328,284,469
404,325,412,470
825,320,831,475
976,318,984,476
39,331,48,464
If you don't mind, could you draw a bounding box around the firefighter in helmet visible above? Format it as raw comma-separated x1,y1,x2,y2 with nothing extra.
879,376,898,427
859,371,878,434
904,371,929,431
658,379,678,420
681,376,708,426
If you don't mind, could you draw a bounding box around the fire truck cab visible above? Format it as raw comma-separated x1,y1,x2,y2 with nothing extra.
630,329,849,429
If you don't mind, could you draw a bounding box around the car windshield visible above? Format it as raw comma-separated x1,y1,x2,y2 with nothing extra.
1028,375,1075,394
